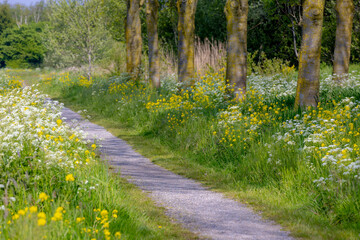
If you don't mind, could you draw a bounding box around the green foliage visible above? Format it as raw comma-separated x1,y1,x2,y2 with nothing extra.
195,0,226,42
38,66,360,238
101,0,127,41
1,69,196,240
157,0,178,50
100,41,127,75
0,2,14,35
44,0,112,70
0,24,46,68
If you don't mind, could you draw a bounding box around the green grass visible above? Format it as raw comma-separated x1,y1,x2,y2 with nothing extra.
0,70,198,240
12,66,360,239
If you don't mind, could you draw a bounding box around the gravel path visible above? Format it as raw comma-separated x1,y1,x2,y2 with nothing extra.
61,106,294,240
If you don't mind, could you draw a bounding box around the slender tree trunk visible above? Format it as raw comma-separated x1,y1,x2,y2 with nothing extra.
225,0,248,101
177,0,198,84
291,20,299,59
333,0,354,81
146,0,160,88
126,0,143,81
88,51,92,80
295,0,325,108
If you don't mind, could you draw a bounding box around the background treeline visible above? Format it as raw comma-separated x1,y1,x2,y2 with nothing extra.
0,0,359,69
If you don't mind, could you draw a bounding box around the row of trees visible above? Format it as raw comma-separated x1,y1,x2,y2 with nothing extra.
126,0,355,108
0,0,126,70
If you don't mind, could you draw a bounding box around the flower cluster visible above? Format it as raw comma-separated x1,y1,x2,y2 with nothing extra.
216,88,289,147
0,71,121,239
277,98,360,182
78,75,93,88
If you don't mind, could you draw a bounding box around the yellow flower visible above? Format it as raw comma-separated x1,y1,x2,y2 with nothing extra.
38,218,46,226
51,212,63,221
12,214,19,220
91,144,96,149
76,217,82,223
100,210,108,218
56,207,64,213
56,119,62,126
18,210,26,216
115,232,121,239
39,192,49,202
65,174,75,182
30,206,38,213
38,212,46,219
104,229,110,236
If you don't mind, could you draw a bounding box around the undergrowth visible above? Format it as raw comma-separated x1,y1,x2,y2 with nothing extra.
15,65,360,239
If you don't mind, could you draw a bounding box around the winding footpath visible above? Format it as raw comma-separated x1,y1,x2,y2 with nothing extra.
61,105,294,240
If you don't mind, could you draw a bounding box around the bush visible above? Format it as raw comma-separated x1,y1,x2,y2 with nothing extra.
0,24,46,68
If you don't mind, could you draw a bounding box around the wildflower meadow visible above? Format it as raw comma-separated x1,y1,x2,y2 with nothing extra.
17,64,358,239
0,70,194,240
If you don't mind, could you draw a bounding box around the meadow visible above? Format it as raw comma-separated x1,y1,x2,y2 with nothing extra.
0,70,197,240
16,63,360,240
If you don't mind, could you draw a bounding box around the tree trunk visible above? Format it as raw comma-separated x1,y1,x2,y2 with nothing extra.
333,0,354,81
126,0,143,81
291,20,299,59
225,0,248,101
177,0,198,84
88,51,92,80
295,0,325,108
146,0,160,88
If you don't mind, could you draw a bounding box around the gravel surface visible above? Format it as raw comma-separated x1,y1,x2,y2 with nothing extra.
61,106,294,240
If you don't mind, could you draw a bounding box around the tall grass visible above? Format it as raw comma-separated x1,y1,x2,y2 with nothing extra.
33,65,360,239
0,70,195,240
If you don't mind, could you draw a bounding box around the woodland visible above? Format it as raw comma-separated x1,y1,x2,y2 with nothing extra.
0,0,360,239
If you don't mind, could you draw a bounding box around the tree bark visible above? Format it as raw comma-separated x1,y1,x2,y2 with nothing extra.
126,0,143,81
295,0,325,108
225,0,248,101
177,0,198,84
333,0,354,81
146,0,160,88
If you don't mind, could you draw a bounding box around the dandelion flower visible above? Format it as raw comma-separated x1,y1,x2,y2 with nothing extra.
115,232,121,238
65,174,75,182
38,212,46,219
29,206,37,213
100,209,108,218
38,218,46,226
39,192,49,202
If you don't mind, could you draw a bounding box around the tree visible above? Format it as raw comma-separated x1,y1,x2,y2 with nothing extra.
195,0,227,42
44,0,111,78
177,0,198,84
295,0,325,108
333,0,354,80
126,0,143,81
0,2,14,35
0,24,46,68
146,0,160,88
101,0,127,41
225,0,248,101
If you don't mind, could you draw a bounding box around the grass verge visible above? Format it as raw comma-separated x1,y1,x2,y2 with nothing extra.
11,67,360,240
0,69,198,240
